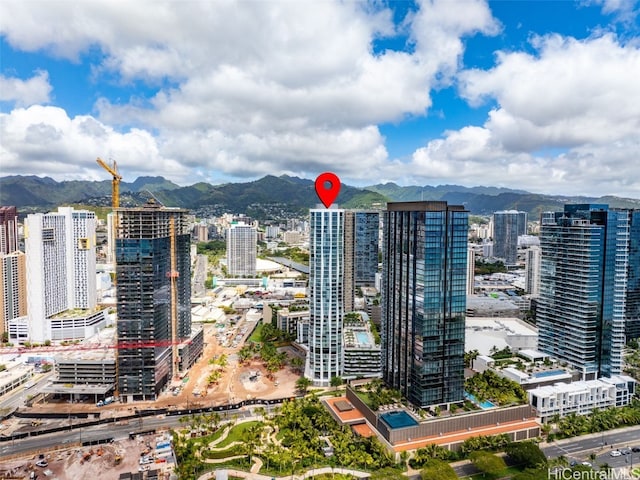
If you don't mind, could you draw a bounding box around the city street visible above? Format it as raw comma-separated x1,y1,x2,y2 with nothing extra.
0,407,252,459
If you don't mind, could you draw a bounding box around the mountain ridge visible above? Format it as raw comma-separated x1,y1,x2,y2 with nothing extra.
1,174,638,217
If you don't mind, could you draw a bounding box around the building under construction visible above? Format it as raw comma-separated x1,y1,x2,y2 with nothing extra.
115,199,192,401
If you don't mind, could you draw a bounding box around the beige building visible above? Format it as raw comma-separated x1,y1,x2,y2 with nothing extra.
0,251,27,340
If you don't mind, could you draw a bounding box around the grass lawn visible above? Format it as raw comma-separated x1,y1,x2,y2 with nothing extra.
203,445,244,459
353,390,375,408
215,420,263,448
248,323,264,342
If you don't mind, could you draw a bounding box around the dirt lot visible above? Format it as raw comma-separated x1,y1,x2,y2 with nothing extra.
0,430,174,480
23,318,299,418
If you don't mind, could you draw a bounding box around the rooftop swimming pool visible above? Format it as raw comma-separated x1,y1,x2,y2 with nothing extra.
533,369,566,378
355,331,371,345
380,411,419,429
465,391,496,409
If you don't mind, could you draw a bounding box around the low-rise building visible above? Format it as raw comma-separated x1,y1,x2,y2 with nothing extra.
177,325,205,373
0,358,34,396
276,308,309,339
528,376,637,423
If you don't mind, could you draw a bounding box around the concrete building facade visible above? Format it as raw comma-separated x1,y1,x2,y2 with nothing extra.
24,207,98,342
0,251,27,340
226,222,257,276
0,206,18,255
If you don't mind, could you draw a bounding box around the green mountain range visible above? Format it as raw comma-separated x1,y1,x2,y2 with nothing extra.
1,174,638,218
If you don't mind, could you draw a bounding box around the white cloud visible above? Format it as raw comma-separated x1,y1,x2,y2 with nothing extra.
0,0,499,187
0,106,185,181
404,33,640,197
459,35,640,152
0,71,52,106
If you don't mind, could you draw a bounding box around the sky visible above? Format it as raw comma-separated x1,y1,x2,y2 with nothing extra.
1,0,639,198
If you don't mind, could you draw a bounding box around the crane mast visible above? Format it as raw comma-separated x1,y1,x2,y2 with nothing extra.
96,156,123,399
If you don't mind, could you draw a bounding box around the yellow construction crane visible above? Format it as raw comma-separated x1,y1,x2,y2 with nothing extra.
96,157,122,208
96,156,122,399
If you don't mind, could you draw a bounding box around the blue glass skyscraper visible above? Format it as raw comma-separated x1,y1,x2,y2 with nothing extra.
625,210,640,339
116,202,191,401
493,210,527,266
538,204,631,380
381,201,468,408
353,211,379,286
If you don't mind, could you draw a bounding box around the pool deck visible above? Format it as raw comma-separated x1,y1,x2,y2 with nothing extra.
325,396,540,453
391,418,540,452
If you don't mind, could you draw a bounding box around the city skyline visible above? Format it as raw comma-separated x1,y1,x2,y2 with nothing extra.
1,1,639,198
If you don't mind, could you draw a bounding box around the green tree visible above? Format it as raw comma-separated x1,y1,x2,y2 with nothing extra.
295,376,312,394
370,467,405,480
330,376,343,390
470,451,506,477
505,441,547,469
419,459,458,480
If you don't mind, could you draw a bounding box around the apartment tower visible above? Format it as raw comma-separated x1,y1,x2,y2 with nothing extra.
493,210,527,266
0,251,27,341
307,206,349,386
226,222,257,276
0,206,18,254
353,211,380,286
381,201,468,408
537,204,631,379
115,200,191,401
25,207,98,342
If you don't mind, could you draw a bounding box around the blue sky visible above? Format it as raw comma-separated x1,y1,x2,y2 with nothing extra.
1,0,639,198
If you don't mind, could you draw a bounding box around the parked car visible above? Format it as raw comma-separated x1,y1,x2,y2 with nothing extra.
35,460,48,468
620,447,632,455
610,450,622,457
632,446,640,453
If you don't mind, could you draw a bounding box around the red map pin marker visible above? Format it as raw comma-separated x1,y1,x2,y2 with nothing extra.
315,172,341,208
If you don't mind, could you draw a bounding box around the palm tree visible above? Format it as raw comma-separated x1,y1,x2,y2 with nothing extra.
295,376,312,394
290,357,303,373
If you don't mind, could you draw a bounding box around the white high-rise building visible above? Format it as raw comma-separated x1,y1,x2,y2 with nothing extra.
307,207,345,386
25,207,100,342
106,212,115,263
525,246,541,296
226,222,257,276
467,247,476,295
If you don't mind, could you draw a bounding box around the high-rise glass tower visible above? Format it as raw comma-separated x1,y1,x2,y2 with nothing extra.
308,207,346,386
381,201,468,408
493,210,527,266
116,201,191,401
626,211,640,339
353,211,380,286
226,222,257,276
538,204,630,379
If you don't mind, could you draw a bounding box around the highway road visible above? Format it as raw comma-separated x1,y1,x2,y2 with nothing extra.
542,425,640,461
0,408,253,459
